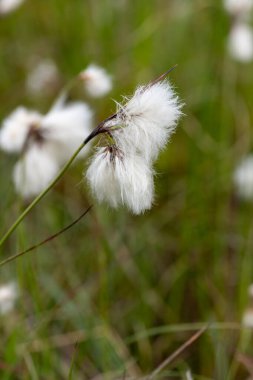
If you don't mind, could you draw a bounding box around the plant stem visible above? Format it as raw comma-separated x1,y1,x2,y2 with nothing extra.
0,140,86,248
0,206,92,267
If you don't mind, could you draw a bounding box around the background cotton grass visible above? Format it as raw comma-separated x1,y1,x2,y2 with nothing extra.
234,155,253,200
224,0,253,18
41,101,93,164
0,282,18,315
0,107,42,153
0,100,93,198
224,0,253,62
80,64,112,98
26,58,59,97
0,0,24,14
13,146,59,199
242,284,253,327
86,77,182,214
228,23,253,62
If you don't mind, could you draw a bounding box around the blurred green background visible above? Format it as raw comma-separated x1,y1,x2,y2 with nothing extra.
1,0,253,379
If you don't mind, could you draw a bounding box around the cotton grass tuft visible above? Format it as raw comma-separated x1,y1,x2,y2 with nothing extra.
86,77,183,214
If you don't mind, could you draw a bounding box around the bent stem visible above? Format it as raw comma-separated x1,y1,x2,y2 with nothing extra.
0,206,92,267
0,140,86,248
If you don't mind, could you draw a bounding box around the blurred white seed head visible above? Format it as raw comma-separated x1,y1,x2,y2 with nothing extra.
0,282,18,315
228,23,253,62
13,145,59,198
80,64,112,98
110,80,182,162
0,99,93,198
242,308,253,327
224,0,253,17
26,58,59,96
248,283,253,297
234,155,253,200
86,146,154,214
41,101,93,164
242,284,253,327
0,107,42,153
185,370,194,380
0,0,24,14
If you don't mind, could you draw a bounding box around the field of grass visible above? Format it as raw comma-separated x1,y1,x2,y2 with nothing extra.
1,0,253,379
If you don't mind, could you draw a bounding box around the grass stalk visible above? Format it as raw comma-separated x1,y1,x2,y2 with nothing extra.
0,140,86,247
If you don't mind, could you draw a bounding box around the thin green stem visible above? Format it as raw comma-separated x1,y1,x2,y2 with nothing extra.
51,75,80,109
0,140,86,247
0,206,92,267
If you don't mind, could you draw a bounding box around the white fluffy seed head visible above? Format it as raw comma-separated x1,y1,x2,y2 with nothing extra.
242,308,253,327
86,146,154,214
248,284,253,297
26,58,59,96
0,107,42,153
0,282,18,315
0,0,24,14
86,77,182,214
111,80,182,162
234,155,253,200
80,64,112,98
228,23,253,62
41,101,93,164
224,0,253,17
13,145,59,199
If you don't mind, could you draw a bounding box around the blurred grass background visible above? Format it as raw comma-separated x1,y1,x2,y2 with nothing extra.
1,0,253,378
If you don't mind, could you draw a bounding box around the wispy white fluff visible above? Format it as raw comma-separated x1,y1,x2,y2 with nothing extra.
86,146,154,214
26,58,59,96
0,282,18,315
242,308,253,327
13,145,59,198
224,0,253,17
86,78,182,214
111,81,182,162
234,155,253,199
0,107,42,153
80,64,112,98
0,0,24,14
228,23,253,62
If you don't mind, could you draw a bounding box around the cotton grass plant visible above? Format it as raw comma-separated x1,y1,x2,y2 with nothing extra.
2,1,253,377
80,64,113,98
86,76,182,214
0,68,182,248
234,155,253,200
26,58,59,97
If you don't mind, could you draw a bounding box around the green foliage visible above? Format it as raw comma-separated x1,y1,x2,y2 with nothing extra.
0,0,253,378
